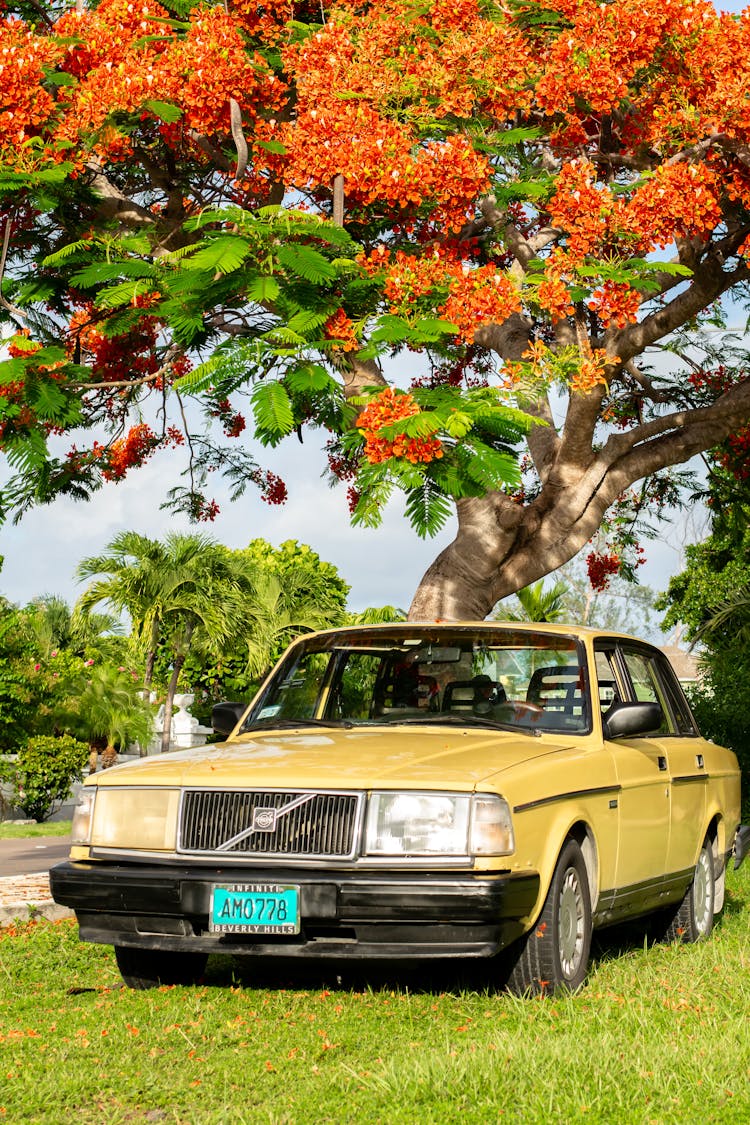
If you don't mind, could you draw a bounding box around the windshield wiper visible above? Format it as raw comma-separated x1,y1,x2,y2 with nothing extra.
244,718,354,731
387,715,541,736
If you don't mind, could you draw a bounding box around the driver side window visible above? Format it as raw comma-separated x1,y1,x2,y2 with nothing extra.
619,649,672,735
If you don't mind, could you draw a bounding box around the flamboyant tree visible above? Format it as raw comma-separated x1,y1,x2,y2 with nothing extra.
3,0,750,619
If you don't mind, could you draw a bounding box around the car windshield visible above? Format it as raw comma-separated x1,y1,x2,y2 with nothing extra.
245,626,590,735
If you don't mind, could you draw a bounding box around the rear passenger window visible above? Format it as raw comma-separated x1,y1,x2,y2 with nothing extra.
654,658,698,736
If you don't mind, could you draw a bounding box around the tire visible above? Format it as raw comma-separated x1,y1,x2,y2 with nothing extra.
506,838,592,997
114,945,208,990
660,838,715,944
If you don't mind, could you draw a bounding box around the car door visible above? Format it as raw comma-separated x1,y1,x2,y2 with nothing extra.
594,644,671,897
617,645,706,880
647,652,707,877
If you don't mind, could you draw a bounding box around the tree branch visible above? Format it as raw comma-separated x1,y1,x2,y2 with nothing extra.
613,256,750,362
0,220,27,322
84,163,158,227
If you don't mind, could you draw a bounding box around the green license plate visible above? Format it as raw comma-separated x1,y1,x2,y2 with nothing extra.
209,883,300,934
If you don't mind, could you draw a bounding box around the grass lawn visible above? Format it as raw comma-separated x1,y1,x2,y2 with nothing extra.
0,821,71,840
1,867,749,1125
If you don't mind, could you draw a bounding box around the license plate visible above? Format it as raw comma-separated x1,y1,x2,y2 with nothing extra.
209,883,300,934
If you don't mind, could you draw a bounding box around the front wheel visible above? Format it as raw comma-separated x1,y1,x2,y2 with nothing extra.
505,838,592,997
114,945,208,990
660,838,716,944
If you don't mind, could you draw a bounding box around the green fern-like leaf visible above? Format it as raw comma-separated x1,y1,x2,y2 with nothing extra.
463,443,521,490
411,317,459,341
0,358,27,385
384,412,441,439
248,275,280,304
369,315,414,344
95,280,154,310
4,429,49,474
277,244,336,284
284,364,337,394
24,346,67,366
350,465,393,529
286,308,334,336
41,240,94,267
70,260,155,287
251,381,295,440
442,410,473,439
404,480,452,538
29,381,67,419
181,235,252,275
143,98,183,123
13,278,59,306
172,354,225,393
156,299,206,345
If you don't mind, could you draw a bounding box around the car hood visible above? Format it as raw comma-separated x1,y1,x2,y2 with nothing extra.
95,724,581,792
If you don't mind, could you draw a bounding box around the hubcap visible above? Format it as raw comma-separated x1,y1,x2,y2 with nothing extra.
558,867,585,977
693,849,713,935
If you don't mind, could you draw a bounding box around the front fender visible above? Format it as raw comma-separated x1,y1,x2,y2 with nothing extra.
510,802,601,927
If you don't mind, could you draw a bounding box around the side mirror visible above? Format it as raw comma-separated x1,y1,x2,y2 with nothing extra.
212,701,248,737
603,701,663,740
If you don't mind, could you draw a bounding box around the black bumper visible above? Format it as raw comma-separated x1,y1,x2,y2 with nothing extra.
50,860,540,960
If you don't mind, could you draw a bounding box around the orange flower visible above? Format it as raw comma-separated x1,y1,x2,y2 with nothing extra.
356,388,443,465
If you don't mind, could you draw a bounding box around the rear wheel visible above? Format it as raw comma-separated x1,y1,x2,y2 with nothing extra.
114,945,208,990
506,838,592,997
660,838,715,943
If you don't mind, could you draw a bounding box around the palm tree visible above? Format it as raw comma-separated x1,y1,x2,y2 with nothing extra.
694,586,750,648
496,579,571,624
57,663,155,772
239,567,346,681
77,532,170,689
24,594,124,661
78,532,256,753
347,605,407,625
154,540,259,752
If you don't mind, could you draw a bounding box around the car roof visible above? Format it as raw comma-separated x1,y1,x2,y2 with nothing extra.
296,621,649,645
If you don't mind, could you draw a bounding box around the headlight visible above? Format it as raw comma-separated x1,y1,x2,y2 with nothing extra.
71,788,96,846
364,792,514,857
90,788,180,851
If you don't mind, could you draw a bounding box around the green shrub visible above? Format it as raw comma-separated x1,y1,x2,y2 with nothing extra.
10,734,89,822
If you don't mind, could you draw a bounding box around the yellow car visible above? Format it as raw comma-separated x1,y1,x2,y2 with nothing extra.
51,623,748,994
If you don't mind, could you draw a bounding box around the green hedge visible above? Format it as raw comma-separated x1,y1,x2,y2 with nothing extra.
2,734,89,822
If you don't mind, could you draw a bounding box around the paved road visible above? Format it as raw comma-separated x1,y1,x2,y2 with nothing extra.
0,836,72,877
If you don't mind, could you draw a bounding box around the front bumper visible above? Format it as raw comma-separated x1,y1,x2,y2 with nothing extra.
50,860,539,960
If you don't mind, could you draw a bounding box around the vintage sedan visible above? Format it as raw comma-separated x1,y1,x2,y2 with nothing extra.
51,623,747,995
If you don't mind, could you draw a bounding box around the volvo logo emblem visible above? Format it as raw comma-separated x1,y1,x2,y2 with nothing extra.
216,792,317,851
252,807,277,832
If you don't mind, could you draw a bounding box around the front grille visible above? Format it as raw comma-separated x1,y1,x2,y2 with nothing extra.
178,789,362,859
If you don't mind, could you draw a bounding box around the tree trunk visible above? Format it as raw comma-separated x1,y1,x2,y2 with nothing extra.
407,380,750,621
407,490,590,621
101,743,118,770
143,616,160,688
140,619,161,756
88,736,107,775
160,621,193,753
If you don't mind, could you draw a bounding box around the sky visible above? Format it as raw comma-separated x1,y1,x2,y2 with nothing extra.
0,431,459,613
0,0,743,617
0,410,704,619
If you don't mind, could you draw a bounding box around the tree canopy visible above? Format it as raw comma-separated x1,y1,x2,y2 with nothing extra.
658,462,750,770
3,0,750,618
